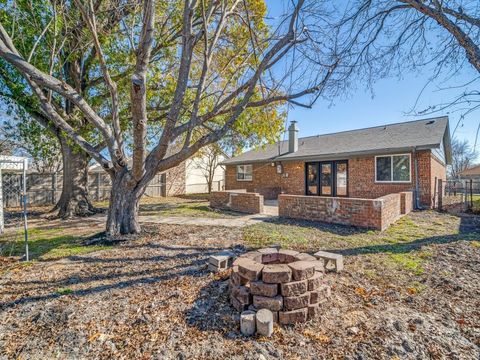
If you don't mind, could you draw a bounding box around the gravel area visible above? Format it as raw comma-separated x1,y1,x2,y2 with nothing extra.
0,217,479,359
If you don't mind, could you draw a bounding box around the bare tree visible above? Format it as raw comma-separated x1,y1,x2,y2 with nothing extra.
0,0,343,235
339,0,480,137
191,144,224,193
449,138,478,178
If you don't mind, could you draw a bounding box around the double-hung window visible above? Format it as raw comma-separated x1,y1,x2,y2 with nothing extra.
375,154,411,182
236,164,253,181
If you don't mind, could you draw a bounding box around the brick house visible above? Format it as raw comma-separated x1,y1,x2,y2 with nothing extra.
221,117,452,209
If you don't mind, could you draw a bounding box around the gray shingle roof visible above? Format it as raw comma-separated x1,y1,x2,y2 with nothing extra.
222,116,451,165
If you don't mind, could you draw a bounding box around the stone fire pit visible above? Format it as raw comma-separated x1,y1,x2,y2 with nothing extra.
229,248,331,325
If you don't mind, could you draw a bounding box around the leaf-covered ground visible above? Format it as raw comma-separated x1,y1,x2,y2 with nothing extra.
0,204,479,359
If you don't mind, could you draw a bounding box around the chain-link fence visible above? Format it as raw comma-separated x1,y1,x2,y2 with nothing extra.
436,179,480,213
0,171,29,261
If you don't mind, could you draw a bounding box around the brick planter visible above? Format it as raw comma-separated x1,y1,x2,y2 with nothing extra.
229,248,331,325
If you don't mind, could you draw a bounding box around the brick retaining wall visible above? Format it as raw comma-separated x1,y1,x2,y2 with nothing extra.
279,192,412,230
210,190,264,214
400,191,414,214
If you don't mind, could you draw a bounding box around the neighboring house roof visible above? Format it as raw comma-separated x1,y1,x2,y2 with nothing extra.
222,116,452,165
458,164,480,176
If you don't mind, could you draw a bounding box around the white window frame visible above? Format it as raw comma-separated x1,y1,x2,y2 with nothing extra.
374,153,412,183
236,164,253,181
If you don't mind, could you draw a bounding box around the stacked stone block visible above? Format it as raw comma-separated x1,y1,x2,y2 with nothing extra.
229,248,332,325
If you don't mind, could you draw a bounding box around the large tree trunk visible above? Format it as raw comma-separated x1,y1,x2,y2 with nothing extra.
106,170,145,236
50,137,96,218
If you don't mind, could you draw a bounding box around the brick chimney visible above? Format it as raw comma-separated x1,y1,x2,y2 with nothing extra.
288,121,298,153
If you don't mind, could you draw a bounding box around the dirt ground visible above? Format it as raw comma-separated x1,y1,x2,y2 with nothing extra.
0,207,479,359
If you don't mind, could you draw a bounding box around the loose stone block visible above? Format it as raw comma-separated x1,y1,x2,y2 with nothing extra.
240,310,256,336
209,251,234,267
308,303,321,320
295,253,317,262
208,263,221,272
209,256,228,269
237,258,264,281
278,249,299,263
284,293,310,310
279,308,308,325
253,295,283,311
251,281,278,297
256,309,274,337
231,285,251,304
314,251,344,272
231,296,248,312
288,261,315,281
249,305,278,324
280,279,308,297
262,264,292,283
307,271,323,291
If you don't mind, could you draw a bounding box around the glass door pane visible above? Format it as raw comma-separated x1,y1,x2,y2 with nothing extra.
306,163,318,195
336,162,348,196
320,162,332,195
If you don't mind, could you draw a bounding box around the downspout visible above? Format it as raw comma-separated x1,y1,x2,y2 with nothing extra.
413,147,422,210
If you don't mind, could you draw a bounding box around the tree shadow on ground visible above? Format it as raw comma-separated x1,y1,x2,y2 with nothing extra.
253,215,373,236
184,276,240,338
138,202,245,218
0,244,228,310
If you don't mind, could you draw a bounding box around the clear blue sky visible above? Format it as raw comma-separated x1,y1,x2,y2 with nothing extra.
266,1,480,161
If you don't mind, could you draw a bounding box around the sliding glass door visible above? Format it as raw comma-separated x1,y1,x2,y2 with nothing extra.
305,161,348,197
306,163,318,195
320,162,333,196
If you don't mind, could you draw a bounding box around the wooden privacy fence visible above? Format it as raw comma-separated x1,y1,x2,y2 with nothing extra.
436,179,479,212
1,172,165,207
1,172,224,207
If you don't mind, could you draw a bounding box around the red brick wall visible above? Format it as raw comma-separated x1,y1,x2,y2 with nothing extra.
379,193,402,229
348,151,433,206
400,191,414,214
225,150,446,208
278,192,409,230
225,161,305,198
278,194,383,229
210,190,264,214
430,155,447,208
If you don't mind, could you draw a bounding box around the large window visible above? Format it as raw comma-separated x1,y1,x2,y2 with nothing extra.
375,154,411,182
236,164,253,181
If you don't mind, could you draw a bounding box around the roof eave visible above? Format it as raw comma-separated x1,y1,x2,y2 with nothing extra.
221,145,442,165
443,121,453,165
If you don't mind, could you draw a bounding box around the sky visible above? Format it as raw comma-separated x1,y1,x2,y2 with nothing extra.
1,1,478,163
265,1,480,162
